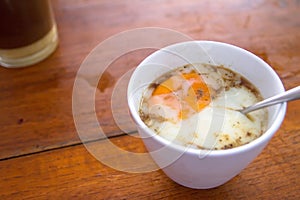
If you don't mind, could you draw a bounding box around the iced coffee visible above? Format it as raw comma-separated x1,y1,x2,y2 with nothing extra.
0,0,58,67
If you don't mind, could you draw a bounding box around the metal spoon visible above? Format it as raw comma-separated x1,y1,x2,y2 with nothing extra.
240,86,300,114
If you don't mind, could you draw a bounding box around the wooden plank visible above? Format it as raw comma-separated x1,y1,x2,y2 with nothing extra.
0,130,299,199
0,0,299,161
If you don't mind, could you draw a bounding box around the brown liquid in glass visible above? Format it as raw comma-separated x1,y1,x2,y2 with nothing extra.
0,0,53,49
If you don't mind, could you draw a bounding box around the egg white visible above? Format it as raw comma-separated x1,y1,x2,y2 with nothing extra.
140,64,268,150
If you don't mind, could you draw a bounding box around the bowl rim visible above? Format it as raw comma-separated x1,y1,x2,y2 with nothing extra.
127,40,287,157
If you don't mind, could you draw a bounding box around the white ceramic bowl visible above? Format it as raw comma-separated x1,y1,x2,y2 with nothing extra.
127,41,286,189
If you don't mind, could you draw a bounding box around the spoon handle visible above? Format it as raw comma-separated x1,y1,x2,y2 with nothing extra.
241,85,300,114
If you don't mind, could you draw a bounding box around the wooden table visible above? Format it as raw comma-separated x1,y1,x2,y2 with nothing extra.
0,0,299,199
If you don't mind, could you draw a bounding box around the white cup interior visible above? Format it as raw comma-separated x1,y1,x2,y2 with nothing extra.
128,41,286,155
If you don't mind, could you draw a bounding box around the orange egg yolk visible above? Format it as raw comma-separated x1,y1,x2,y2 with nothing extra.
151,72,211,120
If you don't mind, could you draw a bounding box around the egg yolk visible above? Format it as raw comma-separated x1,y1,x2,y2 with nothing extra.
151,71,211,120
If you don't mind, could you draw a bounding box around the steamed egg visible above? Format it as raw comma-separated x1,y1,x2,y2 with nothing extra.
139,63,268,150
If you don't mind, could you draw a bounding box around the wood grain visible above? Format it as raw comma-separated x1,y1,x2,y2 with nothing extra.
0,133,298,199
0,0,299,199
0,0,299,159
